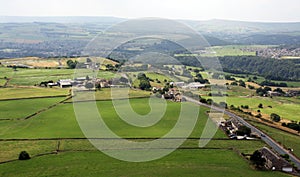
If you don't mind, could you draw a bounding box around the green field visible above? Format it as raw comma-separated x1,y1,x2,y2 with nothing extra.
0,97,66,120
201,85,300,121
0,98,225,139
224,96,300,122
0,87,69,100
0,149,289,177
0,96,290,176
0,67,115,86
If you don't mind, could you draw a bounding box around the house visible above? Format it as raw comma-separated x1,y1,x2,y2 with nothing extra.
259,147,293,172
170,82,185,87
47,82,58,87
267,91,281,97
57,79,73,88
286,90,300,97
182,82,206,90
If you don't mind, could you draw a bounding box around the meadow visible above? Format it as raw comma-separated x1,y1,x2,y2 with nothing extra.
0,97,66,120
0,67,115,86
0,149,290,177
0,87,69,100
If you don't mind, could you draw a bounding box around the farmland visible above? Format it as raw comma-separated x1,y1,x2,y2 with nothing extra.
0,57,299,176
0,149,290,177
0,95,290,176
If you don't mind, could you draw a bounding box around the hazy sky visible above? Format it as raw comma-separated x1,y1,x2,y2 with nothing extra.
0,0,299,22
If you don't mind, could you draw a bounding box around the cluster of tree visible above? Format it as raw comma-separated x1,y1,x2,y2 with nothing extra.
236,125,251,136
216,56,300,81
39,80,54,87
230,80,246,87
256,87,271,96
198,96,228,108
241,105,249,109
260,80,287,87
250,150,266,169
224,75,235,81
194,73,208,84
208,92,228,97
282,121,300,132
137,73,151,91
229,105,254,117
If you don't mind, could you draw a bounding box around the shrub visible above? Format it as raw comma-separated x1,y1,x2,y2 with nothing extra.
270,113,281,122
19,151,30,160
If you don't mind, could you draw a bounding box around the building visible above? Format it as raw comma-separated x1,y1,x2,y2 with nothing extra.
260,147,293,172
267,91,281,97
182,82,206,90
57,79,72,88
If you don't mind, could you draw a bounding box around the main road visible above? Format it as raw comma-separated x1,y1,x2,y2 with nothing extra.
183,96,300,170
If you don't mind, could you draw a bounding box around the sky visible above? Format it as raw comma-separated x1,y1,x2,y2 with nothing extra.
0,0,299,22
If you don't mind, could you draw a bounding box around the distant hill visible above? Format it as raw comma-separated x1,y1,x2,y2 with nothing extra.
1,16,300,46
0,16,125,24
183,19,300,34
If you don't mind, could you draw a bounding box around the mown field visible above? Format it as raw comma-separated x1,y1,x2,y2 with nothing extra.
0,96,289,176
0,149,290,177
0,67,115,86
0,87,69,100
201,85,300,122
0,97,66,120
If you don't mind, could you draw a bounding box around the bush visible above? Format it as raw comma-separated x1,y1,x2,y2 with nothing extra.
270,113,281,122
19,151,30,160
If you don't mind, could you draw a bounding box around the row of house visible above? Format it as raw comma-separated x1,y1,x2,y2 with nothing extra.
47,78,129,89
170,81,206,90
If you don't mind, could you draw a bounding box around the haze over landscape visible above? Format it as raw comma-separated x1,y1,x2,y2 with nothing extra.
0,1,300,177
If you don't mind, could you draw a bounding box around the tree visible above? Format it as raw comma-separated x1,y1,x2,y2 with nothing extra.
258,103,263,108
66,60,77,69
238,80,246,87
86,58,92,63
219,102,228,109
236,125,251,136
85,82,94,89
19,151,30,160
250,150,266,168
139,79,151,90
270,113,281,122
95,83,101,90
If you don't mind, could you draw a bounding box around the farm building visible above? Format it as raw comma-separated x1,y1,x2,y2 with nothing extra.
259,147,293,172
182,82,206,90
57,79,72,88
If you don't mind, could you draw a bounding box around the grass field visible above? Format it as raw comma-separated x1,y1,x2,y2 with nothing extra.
0,149,290,177
0,97,66,119
224,96,300,122
201,85,300,121
0,97,291,176
0,87,69,100
0,98,226,139
0,138,288,177
0,67,115,86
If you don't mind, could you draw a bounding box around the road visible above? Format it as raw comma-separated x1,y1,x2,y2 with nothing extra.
183,96,300,170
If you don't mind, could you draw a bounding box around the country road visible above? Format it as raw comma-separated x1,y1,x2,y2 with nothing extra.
184,96,300,170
